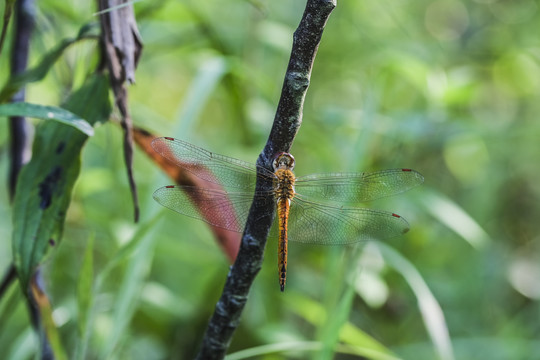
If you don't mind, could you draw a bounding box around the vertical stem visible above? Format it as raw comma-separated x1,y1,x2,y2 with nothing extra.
8,0,35,200
2,0,35,304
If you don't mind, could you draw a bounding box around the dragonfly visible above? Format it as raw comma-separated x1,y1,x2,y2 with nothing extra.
152,137,424,291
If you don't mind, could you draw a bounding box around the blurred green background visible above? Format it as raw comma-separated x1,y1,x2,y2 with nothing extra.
1,0,540,359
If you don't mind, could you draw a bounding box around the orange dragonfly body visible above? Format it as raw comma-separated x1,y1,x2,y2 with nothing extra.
152,137,423,291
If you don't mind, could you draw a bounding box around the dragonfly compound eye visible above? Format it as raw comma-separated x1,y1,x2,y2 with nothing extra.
273,152,295,171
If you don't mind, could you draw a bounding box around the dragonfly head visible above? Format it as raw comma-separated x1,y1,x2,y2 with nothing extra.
273,152,295,171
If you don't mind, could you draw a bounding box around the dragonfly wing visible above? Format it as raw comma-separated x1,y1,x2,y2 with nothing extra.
294,169,424,204
153,185,261,232
286,195,410,245
152,137,275,189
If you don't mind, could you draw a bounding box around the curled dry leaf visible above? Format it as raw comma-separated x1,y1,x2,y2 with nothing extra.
99,0,143,222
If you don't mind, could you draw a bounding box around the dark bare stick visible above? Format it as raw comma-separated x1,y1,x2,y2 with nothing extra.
1,0,35,302
195,1,336,359
8,0,34,201
4,2,56,359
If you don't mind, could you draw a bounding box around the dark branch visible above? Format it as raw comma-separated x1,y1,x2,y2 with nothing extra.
262,0,336,163
8,0,35,201
195,1,336,359
6,3,58,359
1,0,35,303
7,4,59,359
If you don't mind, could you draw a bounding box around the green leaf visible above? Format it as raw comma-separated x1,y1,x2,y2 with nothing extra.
285,293,399,360
419,188,490,250
75,234,94,360
0,0,16,56
377,242,455,360
0,102,94,136
101,215,160,359
12,74,111,290
175,56,228,135
6,328,36,360
339,324,403,360
98,214,162,282
316,283,356,360
225,341,402,360
0,23,99,102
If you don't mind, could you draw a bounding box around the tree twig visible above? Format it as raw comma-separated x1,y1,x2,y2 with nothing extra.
195,1,336,358
1,0,35,303
8,0,34,201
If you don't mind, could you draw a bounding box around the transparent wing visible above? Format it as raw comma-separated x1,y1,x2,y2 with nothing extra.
285,195,410,245
151,137,276,189
153,185,274,232
152,138,419,244
295,169,424,204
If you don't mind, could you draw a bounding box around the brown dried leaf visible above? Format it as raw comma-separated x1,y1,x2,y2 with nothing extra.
133,127,241,263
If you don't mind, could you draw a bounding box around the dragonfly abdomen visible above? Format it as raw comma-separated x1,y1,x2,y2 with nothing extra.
277,197,290,292
273,167,296,292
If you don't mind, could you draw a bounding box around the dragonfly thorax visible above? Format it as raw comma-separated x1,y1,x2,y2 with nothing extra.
272,152,296,203
273,168,296,203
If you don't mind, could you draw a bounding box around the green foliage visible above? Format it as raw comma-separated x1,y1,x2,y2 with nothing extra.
0,0,16,56
0,102,94,135
101,215,161,359
0,23,99,102
12,74,110,289
75,234,93,360
1,1,540,360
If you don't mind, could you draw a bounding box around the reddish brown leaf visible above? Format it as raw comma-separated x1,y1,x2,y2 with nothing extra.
133,127,241,263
